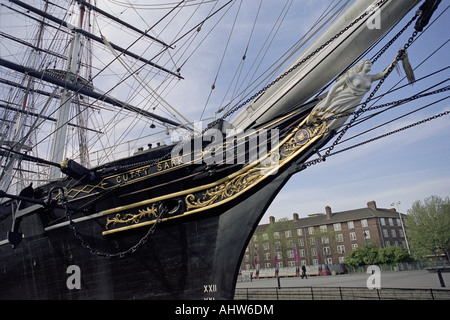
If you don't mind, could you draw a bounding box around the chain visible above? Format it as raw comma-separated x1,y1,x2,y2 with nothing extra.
56,186,167,259
205,0,389,132
328,110,450,157
299,18,423,171
309,85,450,126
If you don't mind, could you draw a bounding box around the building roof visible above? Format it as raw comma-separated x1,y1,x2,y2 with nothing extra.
257,200,405,231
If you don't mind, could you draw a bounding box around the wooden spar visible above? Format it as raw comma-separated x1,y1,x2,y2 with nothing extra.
75,0,172,48
230,0,421,130
9,0,182,79
0,58,182,127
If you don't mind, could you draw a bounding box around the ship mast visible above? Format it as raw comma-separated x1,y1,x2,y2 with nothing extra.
0,1,48,194
49,3,84,179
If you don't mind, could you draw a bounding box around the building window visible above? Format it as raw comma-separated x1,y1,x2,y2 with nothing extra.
263,243,270,251
383,229,388,238
253,235,258,241
287,250,294,258
274,232,280,239
320,225,327,233
288,261,296,267
308,227,314,235
262,233,268,241
363,230,371,239
350,232,357,241
323,247,331,255
299,249,305,257
287,240,294,247
265,263,271,268
313,259,318,266
388,218,393,226
321,236,329,244
348,221,354,229
351,243,358,250
385,241,391,247
264,253,270,260
309,237,316,246
326,257,333,264
336,234,344,242
337,245,345,254
396,218,401,226
298,238,304,246
391,229,397,238
338,256,345,263
311,248,317,257
300,260,307,266
380,218,386,226
297,228,303,236
361,219,368,227
285,230,292,238
333,223,341,231
399,229,404,238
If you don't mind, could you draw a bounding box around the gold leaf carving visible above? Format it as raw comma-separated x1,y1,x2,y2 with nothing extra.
105,204,158,229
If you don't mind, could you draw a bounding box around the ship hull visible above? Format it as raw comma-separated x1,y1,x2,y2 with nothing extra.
0,160,293,299
0,103,332,299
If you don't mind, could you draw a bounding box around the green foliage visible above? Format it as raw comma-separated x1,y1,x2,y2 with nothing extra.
345,243,411,267
406,195,450,261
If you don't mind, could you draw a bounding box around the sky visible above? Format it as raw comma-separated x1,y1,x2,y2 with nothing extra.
1,0,448,220
148,0,450,221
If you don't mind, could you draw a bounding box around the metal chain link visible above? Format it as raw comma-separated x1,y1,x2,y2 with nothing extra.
58,187,167,259
328,110,450,157
299,20,424,170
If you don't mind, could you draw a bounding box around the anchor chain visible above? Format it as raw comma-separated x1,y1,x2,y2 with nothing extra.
299,15,424,171
56,187,167,259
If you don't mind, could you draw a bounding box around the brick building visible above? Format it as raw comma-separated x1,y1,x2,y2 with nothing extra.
241,201,408,272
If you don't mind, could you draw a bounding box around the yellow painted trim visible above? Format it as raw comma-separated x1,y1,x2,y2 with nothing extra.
101,119,326,235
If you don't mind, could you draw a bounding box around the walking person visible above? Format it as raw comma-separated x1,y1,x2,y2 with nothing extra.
301,265,308,279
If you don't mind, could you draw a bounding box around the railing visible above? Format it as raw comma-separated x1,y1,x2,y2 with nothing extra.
234,286,450,300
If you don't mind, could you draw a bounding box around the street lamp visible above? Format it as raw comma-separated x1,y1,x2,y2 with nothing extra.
390,201,411,254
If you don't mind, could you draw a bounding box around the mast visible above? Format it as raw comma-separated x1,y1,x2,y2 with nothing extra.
0,1,48,194
48,6,83,179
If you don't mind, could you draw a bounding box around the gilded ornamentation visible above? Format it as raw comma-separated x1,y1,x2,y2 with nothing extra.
185,121,327,211
105,204,158,229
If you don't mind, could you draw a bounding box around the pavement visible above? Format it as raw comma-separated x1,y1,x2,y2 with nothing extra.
236,270,450,290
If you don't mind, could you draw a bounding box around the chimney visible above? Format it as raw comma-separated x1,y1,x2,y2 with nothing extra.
269,216,275,224
293,213,299,221
325,206,332,219
367,201,377,209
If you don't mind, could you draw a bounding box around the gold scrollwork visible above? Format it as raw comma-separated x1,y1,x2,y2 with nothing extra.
105,204,158,230
185,120,328,211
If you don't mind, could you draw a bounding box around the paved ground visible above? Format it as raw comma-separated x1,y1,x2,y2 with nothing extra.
236,270,450,290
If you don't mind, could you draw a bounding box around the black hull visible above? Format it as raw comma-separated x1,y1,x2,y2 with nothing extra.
0,104,332,299
0,162,294,300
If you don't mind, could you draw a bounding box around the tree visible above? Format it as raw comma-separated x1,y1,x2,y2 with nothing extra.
377,246,412,264
406,195,450,261
345,242,380,267
345,243,411,267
